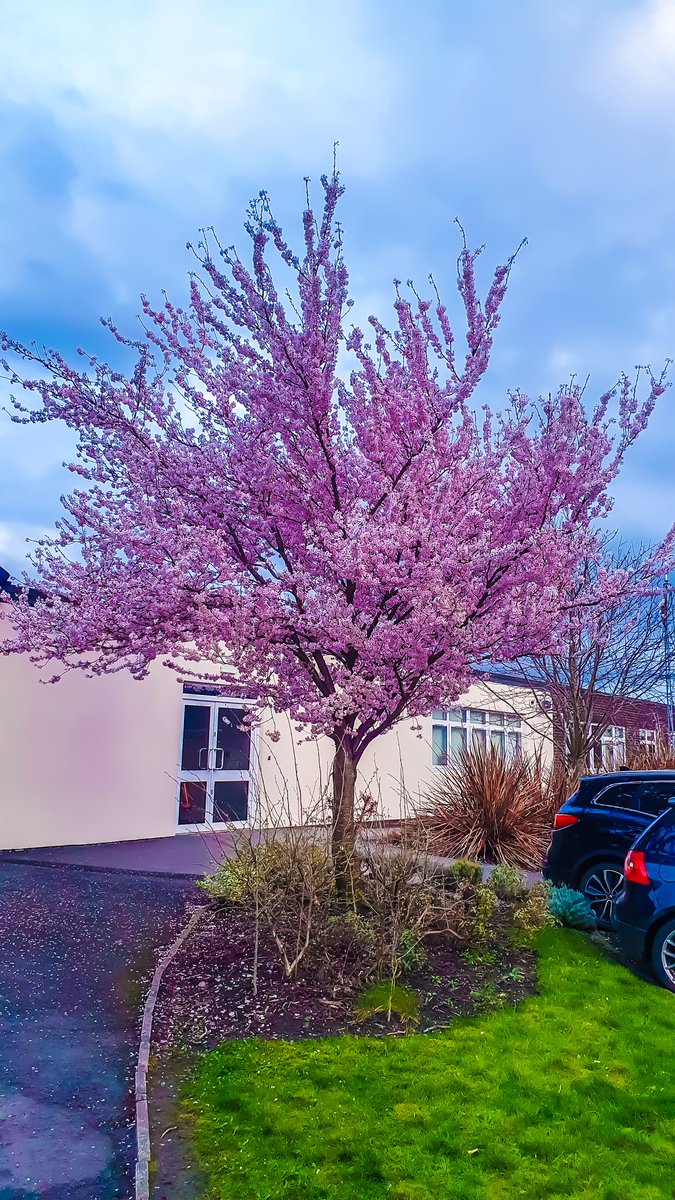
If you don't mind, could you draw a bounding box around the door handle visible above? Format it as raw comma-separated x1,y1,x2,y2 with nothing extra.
198,746,208,769
213,747,224,770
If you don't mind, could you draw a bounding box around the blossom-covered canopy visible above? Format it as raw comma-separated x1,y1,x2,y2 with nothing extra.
1,174,668,763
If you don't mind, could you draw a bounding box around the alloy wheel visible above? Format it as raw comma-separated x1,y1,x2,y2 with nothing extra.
582,867,624,925
661,930,675,987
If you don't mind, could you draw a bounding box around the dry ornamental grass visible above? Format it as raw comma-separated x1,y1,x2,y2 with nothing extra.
419,745,567,869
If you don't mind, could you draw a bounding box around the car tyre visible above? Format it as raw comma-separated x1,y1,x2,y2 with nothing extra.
578,861,625,928
650,918,675,993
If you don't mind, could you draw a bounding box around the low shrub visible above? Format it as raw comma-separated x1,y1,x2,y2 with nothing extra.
418,744,563,869
201,837,334,978
398,926,428,972
355,980,420,1027
467,883,499,946
513,883,557,937
200,838,333,906
310,910,377,983
548,885,597,932
359,845,438,982
442,858,483,888
488,863,528,900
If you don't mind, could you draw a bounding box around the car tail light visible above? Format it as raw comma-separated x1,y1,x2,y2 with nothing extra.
553,813,579,830
624,850,651,886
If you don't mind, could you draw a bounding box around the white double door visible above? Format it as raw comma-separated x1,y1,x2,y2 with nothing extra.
177,698,252,828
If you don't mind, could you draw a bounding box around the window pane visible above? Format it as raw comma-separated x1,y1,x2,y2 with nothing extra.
446,707,462,722
504,713,521,729
639,783,675,816
431,708,446,721
490,712,505,727
507,731,521,758
178,780,207,824
491,730,505,752
450,726,466,754
216,707,250,770
432,724,448,766
472,727,487,748
183,683,230,697
213,781,248,822
594,783,640,810
470,710,487,724
181,705,211,771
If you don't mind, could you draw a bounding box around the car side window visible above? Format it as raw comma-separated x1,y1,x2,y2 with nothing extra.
593,783,642,810
639,783,675,816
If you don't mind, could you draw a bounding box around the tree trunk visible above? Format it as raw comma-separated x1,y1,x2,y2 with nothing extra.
332,735,357,895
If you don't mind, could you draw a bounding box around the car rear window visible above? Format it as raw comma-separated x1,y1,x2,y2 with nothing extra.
638,782,675,816
592,782,641,811
592,780,675,816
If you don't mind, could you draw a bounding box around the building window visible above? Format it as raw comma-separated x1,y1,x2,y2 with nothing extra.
590,725,626,772
639,728,657,750
431,707,522,767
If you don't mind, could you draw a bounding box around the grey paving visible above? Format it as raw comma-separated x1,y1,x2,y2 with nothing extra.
0,863,196,1199
0,831,236,878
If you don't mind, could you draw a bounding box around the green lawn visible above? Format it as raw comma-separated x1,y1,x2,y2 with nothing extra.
185,930,675,1199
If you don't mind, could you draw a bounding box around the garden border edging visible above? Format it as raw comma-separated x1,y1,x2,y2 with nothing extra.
134,902,211,1200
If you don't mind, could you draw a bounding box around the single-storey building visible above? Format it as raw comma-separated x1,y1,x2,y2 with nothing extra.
0,575,552,851
2,569,669,854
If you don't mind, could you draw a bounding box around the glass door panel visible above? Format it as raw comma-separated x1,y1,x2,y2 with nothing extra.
178,780,207,825
215,707,250,770
181,704,212,771
213,780,249,822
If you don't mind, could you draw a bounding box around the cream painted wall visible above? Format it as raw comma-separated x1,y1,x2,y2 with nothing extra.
0,608,553,849
357,678,553,820
1,646,184,849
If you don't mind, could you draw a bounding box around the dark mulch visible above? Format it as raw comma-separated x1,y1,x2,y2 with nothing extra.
152,904,537,1052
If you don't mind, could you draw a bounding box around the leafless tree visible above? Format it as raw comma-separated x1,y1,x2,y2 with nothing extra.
483,538,671,783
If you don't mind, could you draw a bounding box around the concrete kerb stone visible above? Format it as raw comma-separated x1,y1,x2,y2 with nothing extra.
134,902,211,1200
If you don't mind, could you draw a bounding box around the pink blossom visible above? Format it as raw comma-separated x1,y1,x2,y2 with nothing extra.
0,172,670,795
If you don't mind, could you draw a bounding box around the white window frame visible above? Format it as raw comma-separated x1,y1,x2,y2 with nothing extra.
431,707,522,767
176,688,258,831
590,724,626,772
639,728,657,749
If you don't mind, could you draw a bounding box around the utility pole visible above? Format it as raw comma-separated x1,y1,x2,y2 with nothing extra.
662,574,675,744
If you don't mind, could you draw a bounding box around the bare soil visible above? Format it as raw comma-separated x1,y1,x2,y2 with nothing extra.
152,903,537,1049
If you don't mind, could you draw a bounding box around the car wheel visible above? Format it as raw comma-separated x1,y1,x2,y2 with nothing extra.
651,919,675,993
578,861,625,927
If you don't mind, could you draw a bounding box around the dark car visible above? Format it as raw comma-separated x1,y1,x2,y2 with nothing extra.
543,770,675,926
613,801,675,992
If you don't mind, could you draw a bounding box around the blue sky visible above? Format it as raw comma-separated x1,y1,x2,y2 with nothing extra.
2,0,675,577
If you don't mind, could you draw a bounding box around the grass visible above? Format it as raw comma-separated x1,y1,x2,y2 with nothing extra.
354,980,420,1026
185,930,675,1199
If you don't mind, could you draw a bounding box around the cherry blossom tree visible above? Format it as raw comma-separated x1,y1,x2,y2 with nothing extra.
1,172,669,878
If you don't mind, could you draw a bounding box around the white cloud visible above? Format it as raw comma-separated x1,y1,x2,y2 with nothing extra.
0,0,406,300
0,0,398,181
0,521,49,571
600,0,675,106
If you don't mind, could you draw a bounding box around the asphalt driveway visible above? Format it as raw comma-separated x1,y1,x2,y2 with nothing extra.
0,863,195,1199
